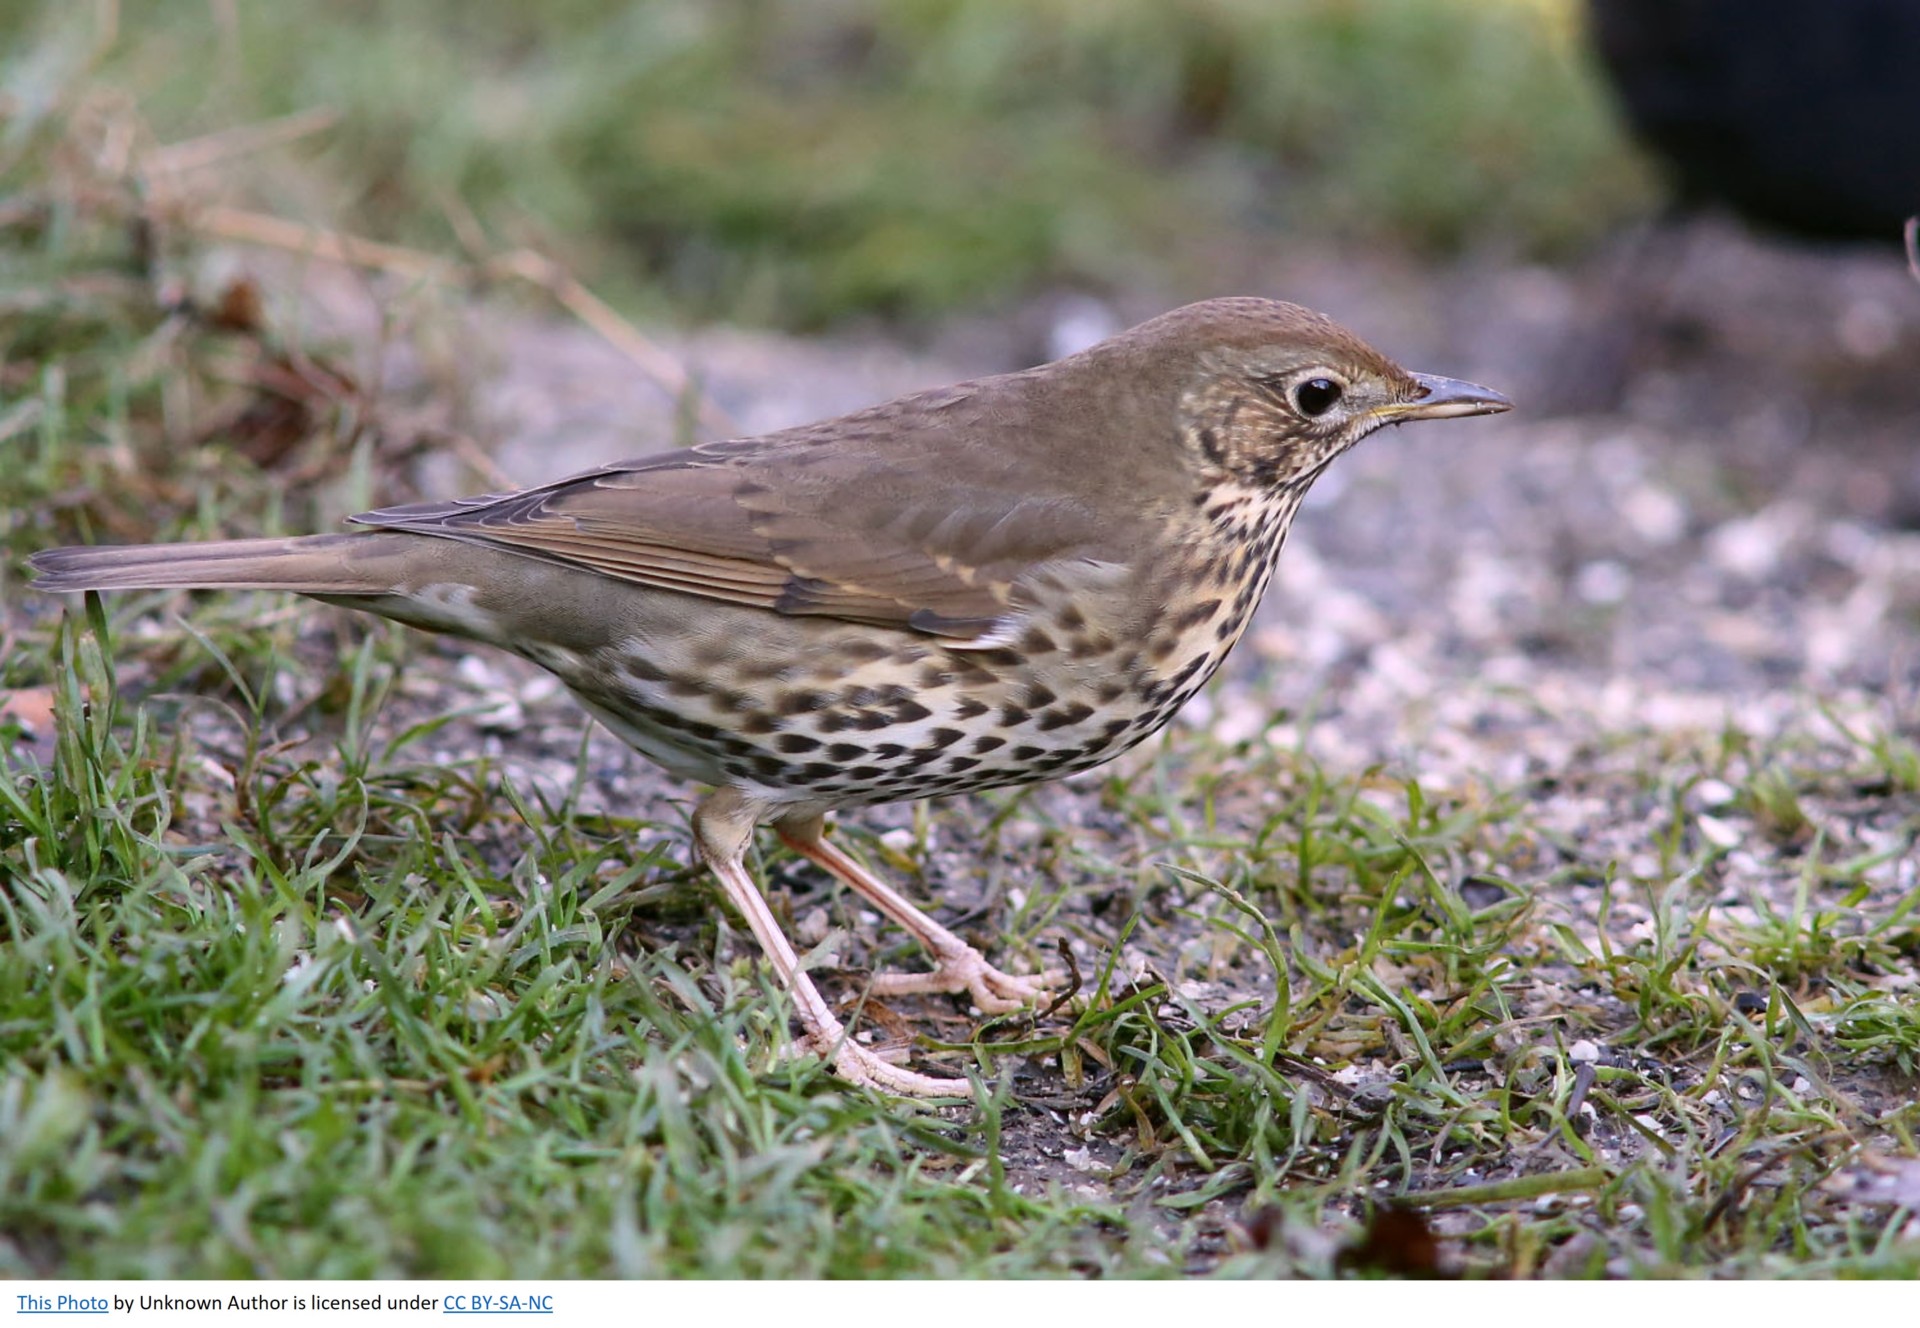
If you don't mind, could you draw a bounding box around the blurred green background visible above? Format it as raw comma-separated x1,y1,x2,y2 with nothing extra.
0,0,1652,329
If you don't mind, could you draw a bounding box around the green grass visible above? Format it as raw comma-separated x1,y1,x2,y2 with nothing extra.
8,587,1920,1275
0,0,1650,328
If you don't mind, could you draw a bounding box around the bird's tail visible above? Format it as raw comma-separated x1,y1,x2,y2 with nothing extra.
28,533,408,595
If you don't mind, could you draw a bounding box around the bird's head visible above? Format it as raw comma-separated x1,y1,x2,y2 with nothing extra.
1131,298,1513,492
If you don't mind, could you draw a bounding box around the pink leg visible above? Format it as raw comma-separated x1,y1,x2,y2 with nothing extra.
693,792,967,1097
775,815,1065,1014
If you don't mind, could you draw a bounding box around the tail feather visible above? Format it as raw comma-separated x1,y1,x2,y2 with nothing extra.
29,533,400,595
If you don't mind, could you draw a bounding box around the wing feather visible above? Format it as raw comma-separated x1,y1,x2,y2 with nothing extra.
351,387,1134,642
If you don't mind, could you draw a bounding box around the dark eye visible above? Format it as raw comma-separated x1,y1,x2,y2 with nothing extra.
1294,377,1343,417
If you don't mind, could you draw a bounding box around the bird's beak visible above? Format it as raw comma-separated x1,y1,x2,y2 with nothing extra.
1384,373,1514,421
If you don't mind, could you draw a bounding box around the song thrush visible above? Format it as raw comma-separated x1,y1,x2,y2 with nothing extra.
30,297,1510,1095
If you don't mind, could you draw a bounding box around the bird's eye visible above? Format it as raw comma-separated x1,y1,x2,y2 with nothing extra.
1293,377,1343,417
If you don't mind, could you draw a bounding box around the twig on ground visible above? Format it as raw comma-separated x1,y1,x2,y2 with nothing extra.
144,107,340,177
195,205,456,283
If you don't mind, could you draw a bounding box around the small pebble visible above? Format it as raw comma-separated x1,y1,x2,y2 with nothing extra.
1697,815,1742,850
1692,779,1737,809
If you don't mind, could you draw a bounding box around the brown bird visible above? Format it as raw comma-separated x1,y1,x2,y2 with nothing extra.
30,297,1510,1096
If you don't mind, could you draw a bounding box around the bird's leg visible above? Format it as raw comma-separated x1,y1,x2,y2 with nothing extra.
692,790,967,1097
774,814,1065,1015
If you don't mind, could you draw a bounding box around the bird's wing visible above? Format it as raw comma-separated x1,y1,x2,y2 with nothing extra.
351,408,1117,644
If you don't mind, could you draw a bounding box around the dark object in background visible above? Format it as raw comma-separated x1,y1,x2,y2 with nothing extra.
1588,0,1920,241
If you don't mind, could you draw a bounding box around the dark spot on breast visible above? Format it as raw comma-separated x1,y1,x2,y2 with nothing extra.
999,705,1030,727
1012,744,1045,761
892,699,932,724
1058,605,1086,631
845,765,885,781
1036,702,1096,732
775,733,822,754
1020,625,1058,654
927,727,965,750
729,655,795,683
1172,598,1222,633
972,734,1007,754
919,664,954,690
954,697,989,720
792,761,838,785
738,712,779,735
778,690,828,715
1094,680,1126,704
650,705,725,740
827,742,864,763
1022,683,1057,709
945,756,981,774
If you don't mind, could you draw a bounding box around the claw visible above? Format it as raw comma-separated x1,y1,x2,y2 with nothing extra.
868,943,1067,1014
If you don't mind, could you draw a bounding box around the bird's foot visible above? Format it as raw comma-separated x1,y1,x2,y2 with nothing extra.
868,940,1067,1015
794,1030,970,1097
